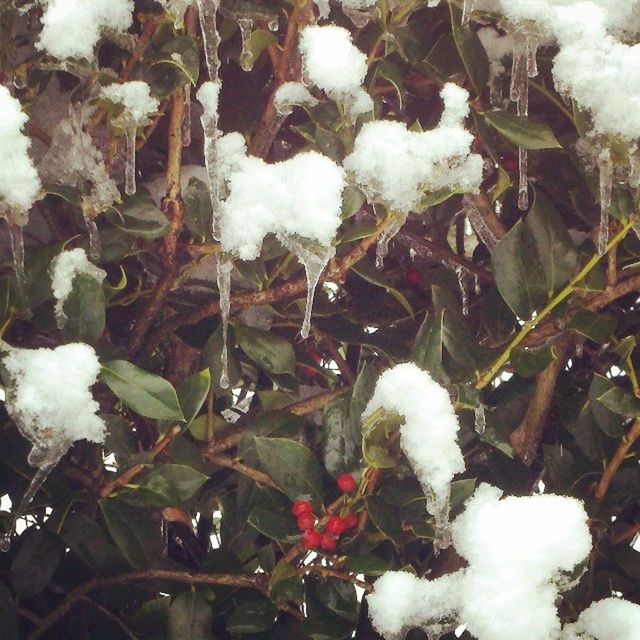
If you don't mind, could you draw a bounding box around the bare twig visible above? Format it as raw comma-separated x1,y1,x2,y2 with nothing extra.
595,417,640,500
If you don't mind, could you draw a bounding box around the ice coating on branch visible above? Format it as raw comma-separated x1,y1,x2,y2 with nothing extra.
50,248,106,327
274,81,319,115
368,571,463,640
37,0,134,60
0,87,41,222
344,83,482,213
363,363,465,548
562,598,640,640
40,108,120,215
218,145,345,261
299,25,373,121
1,343,106,465
452,484,592,640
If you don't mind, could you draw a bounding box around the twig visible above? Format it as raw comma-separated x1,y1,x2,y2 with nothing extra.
28,570,266,640
299,565,373,593
208,454,281,491
595,417,640,500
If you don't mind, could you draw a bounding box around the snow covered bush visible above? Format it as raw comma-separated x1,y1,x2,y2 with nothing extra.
0,0,639,638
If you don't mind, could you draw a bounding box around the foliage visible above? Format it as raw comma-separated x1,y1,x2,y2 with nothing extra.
0,0,639,639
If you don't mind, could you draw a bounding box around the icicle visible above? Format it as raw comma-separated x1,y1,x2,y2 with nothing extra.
455,265,469,316
124,127,137,196
518,145,529,210
195,0,221,82
597,147,613,255
7,220,25,288
526,38,539,79
461,0,475,25
463,195,499,251
182,83,192,147
268,16,279,32
474,273,481,295
426,486,452,552
217,257,232,389
238,18,254,72
198,81,222,240
509,34,528,107
1,443,67,552
474,404,486,435
376,213,407,269
83,216,101,261
281,237,335,339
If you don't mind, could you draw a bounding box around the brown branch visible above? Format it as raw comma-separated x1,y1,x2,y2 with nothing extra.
467,192,507,250
248,2,315,158
128,89,186,355
509,339,571,464
28,570,266,640
208,454,281,491
299,565,373,593
143,223,388,357
595,417,640,500
100,425,181,498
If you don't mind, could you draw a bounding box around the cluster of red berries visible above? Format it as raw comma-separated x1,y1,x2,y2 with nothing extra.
291,473,359,552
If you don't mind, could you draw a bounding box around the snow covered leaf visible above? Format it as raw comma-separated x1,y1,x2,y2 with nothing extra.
61,273,106,343
484,111,562,150
101,360,185,421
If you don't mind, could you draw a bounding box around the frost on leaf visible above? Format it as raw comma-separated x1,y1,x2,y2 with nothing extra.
362,363,465,550
50,248,106,328
37,0,134,61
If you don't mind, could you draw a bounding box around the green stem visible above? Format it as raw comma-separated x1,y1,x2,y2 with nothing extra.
476,220,633,389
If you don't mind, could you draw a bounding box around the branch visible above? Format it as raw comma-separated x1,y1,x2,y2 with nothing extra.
509,338,571,464
208,454,281,491
299,565,373,593
595,417,640,500
28,570,267,640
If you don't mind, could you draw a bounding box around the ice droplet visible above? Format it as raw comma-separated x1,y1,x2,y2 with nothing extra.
182,83,192,147
124,127,137,196
474,404,486,435
195,0,222,82
455,265,469,316
281,237,335,339
83,216,101,261
376,213,407,269
238,18,255,72
463,195,499,251
217,257,233,389
597,147,613,255
7,220,25,289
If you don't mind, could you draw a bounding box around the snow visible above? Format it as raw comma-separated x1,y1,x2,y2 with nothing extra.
101,81,159,127
50,248,106,325
340,0,377,9
218,147,345,261
37,0,134,60
274,81,319,114
344,84,482,213
1,343,106,466
0,86,41,222
299,25,373,119
363,363,465,547
562,598,640,640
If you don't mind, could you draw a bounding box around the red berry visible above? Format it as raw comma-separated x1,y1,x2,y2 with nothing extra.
320,533,337,552
303,529,322,549
291,500,313,517
297,513,316,531
405,268,421,288
337,473,357,493
344,513,359,529
326,515,347,536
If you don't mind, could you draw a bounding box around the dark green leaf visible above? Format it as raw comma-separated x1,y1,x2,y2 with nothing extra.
11,528,64,598
596,386,640,417
511,346,557,377
450,3,489,95
62,273,106,343
0,582,18,640
226,597,277,633
484,111,562,150
411,311,444,381
168,591,213,640
138,464,209,506
569,309,618,344
247,506,298,541
235,325,296,376
110,195,170,239
178,369,211,425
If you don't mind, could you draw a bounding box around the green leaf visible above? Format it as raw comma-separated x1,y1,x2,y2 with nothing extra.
226,597,277,633
11,528,64,598
351,258,414,316
239,28,278,71
343,555,389,576
323,393,358,476
235,324,296,376
411,311,444,381
101,360,185,421
340,186,366,220
361,406,403,469
589,374,624,437
100,498,162,568
138,464,209,506
349,362,377,438
613,336,636,360
450,3,489,95
596,386,640,417
151,35,200,85
110,195,170,239
317,579,358,623
183,177,214,241
254,437,323,504
302,615,354,640
511,346,557,377
365,495,406,543
569,309,618,344
247,506,298,542
62,273,106,343
178,369,211,425
270,561,304,603
483,111,562,150
168,592,213,640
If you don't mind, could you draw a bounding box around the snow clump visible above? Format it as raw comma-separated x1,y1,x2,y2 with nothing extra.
101,81,159,128
562,597,640,640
